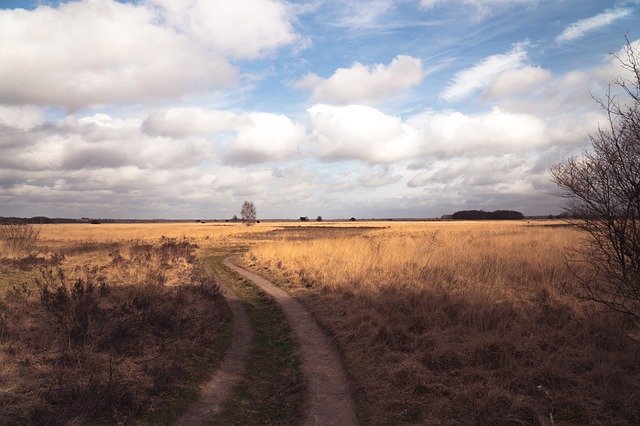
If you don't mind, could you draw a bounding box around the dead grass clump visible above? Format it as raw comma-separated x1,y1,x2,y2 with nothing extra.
0,251,230,424
246,223,640,423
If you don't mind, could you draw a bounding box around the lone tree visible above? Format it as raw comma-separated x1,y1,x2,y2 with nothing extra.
240,201,257,226
551,37,640,324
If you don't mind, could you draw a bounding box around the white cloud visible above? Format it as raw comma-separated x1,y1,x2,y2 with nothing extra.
556,8,632,43
141,107,306,164
148,0,298,59
0,0,298,109
142,108,238,138
307,103,566,163
407,155,531,187
409,107,549,157
484,66,552,99
0,106,43,130
224,113,306,164
296,55,424,104
308,104,420,163
441,43,528,102
0,113,215,172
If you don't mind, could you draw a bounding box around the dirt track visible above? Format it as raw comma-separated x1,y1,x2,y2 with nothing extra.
175,279,253,425
224,257,358,426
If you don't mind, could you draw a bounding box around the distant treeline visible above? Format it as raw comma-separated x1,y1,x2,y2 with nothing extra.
449,210,525,220
0,216,84,224
0,217,204,225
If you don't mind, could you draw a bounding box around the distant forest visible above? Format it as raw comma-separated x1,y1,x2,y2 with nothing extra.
449,210,524,220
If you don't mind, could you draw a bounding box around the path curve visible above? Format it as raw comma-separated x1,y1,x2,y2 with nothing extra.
175,278,253,425
224,257,358,426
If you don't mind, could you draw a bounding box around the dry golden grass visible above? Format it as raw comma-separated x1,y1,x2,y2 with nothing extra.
2,220,639,424
244,221,640,424
248,221,577,300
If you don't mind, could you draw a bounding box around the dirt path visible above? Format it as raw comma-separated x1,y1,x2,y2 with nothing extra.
175,279,252,425
224,257,359,426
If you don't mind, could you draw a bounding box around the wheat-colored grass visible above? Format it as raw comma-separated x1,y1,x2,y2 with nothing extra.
244,221,639,424
2,220,638,423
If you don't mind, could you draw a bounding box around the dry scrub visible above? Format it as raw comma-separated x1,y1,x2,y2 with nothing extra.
246,222,640,424
0,237,230,424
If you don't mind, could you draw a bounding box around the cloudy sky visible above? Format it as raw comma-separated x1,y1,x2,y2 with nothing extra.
0,0,638,219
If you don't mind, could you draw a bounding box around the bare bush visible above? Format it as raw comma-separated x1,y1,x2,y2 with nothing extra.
551,37,640,324
0,221,40,254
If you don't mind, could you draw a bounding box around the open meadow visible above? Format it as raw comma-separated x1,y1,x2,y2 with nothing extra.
1,220,639,424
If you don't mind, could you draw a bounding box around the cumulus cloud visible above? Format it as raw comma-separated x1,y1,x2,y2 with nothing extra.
295,55,424,104
308,104,420,162
224,113,306,164
441,43,528,102
307,103,585,164
148,0,298,59
556,8,631,43
142,108,238,138
409,107,549,157
0,113,215,172
407,155,531,187
141,107,306,164
0,0,298,109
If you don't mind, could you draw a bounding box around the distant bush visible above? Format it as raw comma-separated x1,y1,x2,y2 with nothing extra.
451,210,524,220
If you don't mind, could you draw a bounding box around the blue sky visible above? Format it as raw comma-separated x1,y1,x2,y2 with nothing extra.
0,0,638,219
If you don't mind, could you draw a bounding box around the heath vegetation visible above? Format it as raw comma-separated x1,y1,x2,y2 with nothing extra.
245,221,640,423
0,231,231,424
1,220,639,424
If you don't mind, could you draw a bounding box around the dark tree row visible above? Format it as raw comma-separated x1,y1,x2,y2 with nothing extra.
450,210,524,220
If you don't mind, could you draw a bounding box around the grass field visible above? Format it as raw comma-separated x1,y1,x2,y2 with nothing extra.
243,220,640,424
1,220,639,423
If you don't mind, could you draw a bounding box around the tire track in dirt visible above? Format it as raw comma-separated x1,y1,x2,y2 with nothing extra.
175,279,252,425
223,257,358,426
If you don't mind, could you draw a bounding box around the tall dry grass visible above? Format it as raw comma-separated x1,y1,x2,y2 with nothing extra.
245,221,640,424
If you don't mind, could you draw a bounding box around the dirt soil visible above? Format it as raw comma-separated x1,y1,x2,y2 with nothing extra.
224,257,358,426
175,279,253,425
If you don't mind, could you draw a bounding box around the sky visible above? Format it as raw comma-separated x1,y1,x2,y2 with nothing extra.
0,0,638,219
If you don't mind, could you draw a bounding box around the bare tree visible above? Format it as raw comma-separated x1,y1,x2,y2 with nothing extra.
240,201,257,226
551,37,640,323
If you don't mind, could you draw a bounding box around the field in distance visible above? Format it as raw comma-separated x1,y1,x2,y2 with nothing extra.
1,220,639,424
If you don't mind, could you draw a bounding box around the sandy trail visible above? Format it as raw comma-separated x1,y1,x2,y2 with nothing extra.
175,278,252,425
224,257,358,426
